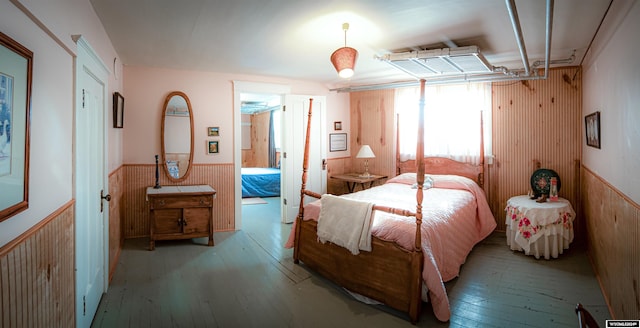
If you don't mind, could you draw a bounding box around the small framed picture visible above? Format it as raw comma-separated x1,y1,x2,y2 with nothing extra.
113,92,124,128
585,111,601,149
207,126,219,136
207,140,219,154
334,121,342,131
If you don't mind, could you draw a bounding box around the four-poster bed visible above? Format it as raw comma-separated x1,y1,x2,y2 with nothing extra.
289,80,496,323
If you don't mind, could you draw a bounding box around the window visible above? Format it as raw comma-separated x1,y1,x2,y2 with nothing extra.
395,82,491,165
272,109,281,150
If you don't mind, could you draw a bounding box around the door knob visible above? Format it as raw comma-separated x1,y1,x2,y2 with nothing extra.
101,190,111,201
100,190,111,213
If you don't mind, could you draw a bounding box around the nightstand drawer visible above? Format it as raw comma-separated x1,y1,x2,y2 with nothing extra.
151,195,212,209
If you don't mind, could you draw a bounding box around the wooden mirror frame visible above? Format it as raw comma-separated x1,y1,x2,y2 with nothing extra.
0,32,33,222
160,91,194,183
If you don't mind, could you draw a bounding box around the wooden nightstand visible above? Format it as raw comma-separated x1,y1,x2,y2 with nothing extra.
331,173,387,193
146,185,216,250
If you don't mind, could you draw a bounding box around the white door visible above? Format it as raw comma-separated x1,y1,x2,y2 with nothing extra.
75,37,109,328
281,95,327,223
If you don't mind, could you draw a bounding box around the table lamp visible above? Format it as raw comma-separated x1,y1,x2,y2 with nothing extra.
356,145,375,178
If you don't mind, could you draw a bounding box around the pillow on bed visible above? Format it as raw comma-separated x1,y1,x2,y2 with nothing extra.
386,173,433,188
386,173,417,185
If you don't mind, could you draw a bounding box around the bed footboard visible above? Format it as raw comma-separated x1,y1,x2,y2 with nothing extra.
296,219,424,323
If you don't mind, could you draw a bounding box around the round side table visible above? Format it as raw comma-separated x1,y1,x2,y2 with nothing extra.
505,195,575,259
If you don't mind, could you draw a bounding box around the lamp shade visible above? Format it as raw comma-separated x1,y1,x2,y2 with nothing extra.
330,47,358,78
356,145,375,159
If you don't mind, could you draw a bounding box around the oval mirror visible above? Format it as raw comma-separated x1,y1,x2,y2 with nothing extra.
161,91,194,182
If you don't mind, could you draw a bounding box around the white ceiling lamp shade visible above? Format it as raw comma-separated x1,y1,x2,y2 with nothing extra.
330,23,358,78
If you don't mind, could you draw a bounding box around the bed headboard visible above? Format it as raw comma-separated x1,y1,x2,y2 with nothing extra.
397,157,484,187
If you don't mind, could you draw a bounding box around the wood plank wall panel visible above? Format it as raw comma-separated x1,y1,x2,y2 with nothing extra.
122,164,235,239
108,166,124,281
251,111,270,168
349,89,396,180
241,112,270,168
0,203,75,327
491,67,582,231
582,167,639,320
241,149,253,167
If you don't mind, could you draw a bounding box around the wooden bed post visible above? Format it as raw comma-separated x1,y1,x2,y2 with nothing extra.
479,110,485,188
396,113,401,176
415,80,425,251
293,98,313,263
408,79,426,323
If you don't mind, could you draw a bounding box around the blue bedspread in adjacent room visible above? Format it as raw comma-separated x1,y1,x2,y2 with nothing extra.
241,167,281,198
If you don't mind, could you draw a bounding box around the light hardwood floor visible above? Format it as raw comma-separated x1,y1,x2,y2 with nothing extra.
92,197,610,327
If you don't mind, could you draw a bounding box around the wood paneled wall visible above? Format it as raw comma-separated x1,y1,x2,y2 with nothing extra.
242,112,271,168
122,164,235,239
0,202,75,327
582,167,640,320
491,67,582,231
108,166,124,281
349,89,397,179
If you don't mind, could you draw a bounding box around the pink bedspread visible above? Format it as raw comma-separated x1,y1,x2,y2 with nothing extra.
285,173,496,322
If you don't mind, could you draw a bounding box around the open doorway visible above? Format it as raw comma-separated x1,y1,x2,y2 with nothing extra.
233,81,291,231
232,82,327,231
239,92,282,223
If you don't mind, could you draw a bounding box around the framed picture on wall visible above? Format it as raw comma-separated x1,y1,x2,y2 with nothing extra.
113,92,124,128
207,140,219,154
334,121,342,131
585,111,600,149
0,32,33,222
329,133,347,152
207,126,219,136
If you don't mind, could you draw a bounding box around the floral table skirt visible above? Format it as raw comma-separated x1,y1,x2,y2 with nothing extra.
505,195,575,260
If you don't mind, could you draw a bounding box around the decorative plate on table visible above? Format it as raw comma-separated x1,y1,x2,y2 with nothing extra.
530,168,561,197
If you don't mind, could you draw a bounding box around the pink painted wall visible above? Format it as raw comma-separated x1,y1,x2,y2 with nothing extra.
582,0,640,203
123,66,350,165
0,0,121,246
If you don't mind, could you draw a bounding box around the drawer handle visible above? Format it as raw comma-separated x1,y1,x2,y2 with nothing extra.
200,199,205,205
159,200,165,206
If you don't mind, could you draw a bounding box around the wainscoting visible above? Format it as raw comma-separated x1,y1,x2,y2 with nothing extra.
0,202,75,327
121,164,235,239
109,166,124,281
582,167,640,320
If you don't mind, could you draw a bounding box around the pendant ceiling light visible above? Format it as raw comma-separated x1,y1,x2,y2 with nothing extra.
330,23,358,78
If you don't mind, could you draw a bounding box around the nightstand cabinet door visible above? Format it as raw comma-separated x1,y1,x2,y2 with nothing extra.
183,208,210,234
153,208,183,235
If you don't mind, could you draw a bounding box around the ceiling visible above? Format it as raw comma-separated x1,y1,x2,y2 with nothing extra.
90,0,612,89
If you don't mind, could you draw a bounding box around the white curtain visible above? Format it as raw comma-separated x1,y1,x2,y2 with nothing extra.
395,82,491,165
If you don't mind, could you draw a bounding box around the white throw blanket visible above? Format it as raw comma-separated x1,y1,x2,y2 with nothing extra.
316,194,374,255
